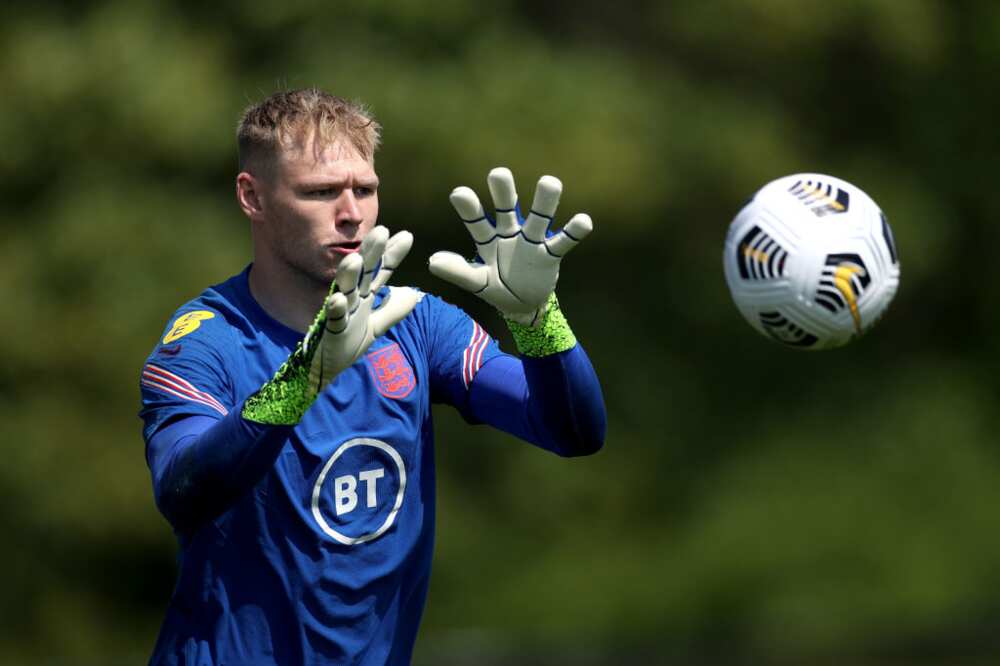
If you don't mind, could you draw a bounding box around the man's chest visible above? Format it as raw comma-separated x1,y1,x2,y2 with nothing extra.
253,337,431,546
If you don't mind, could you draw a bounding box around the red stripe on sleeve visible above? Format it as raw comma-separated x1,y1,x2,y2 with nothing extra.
142,364,229,415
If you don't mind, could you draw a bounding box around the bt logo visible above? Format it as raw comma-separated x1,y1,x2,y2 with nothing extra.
311,438,406,546
334,468,386,516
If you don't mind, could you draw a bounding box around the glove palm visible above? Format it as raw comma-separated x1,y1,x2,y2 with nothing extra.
428,167,593,326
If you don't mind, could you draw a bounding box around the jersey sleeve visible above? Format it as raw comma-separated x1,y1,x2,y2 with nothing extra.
138,308,238,443
467,345,606,456
417,294,504,418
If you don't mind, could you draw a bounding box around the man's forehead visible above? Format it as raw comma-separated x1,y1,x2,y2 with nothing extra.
278,133,375,175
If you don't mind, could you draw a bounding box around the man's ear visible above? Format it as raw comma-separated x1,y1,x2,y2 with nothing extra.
237,172,263,218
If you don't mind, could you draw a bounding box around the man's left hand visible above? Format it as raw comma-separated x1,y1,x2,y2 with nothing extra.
428,167,593,326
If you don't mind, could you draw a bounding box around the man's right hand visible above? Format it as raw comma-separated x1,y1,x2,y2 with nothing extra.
242,226,419,425
309,226,420,390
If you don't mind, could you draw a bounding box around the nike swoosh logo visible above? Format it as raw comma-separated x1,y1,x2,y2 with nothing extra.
157,344,182,356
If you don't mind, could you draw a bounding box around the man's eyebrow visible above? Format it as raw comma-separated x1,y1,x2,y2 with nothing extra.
295,175,348,187
294,175,380,191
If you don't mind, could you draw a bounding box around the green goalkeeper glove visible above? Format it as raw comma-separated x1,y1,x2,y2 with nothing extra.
243,226,420,425
428,167,593,356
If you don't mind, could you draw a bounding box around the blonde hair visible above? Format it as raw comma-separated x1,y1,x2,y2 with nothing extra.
237,88,382,174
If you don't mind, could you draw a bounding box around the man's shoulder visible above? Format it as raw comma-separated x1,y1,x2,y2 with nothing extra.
150,271,251,355
139,275,251,432
389,286,497,354
373,286,469,338
389,286,462,319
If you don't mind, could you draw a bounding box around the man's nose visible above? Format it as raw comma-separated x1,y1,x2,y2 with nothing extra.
336,190,363,225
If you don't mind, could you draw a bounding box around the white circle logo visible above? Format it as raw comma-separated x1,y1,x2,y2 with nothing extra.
310,437,407,546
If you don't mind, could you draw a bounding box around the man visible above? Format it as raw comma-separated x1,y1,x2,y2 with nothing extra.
139,88,606,665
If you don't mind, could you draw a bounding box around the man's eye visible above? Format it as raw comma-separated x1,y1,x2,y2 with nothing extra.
308,188,337,196
354,186,375,197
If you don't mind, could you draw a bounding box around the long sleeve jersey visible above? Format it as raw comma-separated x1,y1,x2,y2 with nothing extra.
139,267,605,665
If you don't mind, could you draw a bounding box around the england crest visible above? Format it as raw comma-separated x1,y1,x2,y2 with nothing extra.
366,343,415,399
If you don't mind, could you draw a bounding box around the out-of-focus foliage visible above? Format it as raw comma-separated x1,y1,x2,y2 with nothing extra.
3,1,1000,663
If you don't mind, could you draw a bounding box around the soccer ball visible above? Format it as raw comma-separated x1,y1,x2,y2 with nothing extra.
723,173,900,350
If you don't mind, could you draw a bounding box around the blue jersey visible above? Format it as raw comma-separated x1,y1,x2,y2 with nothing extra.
139,267,502,664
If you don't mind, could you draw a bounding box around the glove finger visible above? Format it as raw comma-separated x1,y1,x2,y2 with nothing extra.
487,167,520,237
523,175,562,243
450,187,495,245
428,251,489,293
370,286,421,337
336,252,364,312
325,292,349,334
371,230,413,292
545,213,593,257
358,226,389,297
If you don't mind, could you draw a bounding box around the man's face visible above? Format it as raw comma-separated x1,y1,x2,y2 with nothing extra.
252,134,380,287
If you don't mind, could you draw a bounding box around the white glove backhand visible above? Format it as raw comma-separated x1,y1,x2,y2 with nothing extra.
243,225,421,425
308,226,420,390
428,167,593,325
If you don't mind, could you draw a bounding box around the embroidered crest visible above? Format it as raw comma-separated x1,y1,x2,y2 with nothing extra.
367,343,415,399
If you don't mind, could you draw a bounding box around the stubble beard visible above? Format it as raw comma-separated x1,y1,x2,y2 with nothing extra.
278,236,339,297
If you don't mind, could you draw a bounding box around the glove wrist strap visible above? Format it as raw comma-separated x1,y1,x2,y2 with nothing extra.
503,292,577,357
241,352,318,425
242,297,328,425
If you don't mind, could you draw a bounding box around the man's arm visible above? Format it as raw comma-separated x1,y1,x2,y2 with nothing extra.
428,167,604,455
468,345,606,457
147,412,290,534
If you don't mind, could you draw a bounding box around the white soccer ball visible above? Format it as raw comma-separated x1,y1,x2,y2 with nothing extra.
723,173,900,350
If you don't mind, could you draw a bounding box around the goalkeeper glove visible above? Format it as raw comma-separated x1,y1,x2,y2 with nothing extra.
428,167,593,356
242,226,420,425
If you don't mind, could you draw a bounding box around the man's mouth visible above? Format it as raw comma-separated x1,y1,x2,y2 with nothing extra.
330,241,362,255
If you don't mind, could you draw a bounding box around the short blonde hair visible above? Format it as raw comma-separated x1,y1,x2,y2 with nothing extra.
237,88,382,174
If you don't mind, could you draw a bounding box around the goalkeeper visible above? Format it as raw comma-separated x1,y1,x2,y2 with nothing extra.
139,88,605,665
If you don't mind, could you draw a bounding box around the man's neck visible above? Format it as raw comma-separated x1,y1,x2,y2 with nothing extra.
247,258,327,334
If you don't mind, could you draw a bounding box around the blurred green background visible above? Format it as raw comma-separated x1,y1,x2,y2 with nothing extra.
3,0,1000,663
